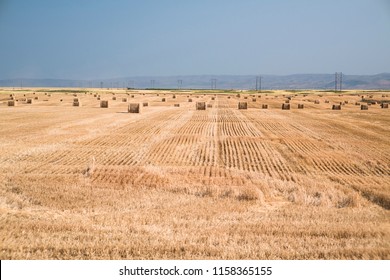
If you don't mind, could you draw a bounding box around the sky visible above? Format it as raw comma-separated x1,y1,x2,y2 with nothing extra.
0,0,389,79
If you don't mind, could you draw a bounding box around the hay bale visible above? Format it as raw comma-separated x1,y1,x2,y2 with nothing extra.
34,97,39,100
236,94,240,98
188,98,193,102
381,103,389,109
360,105,368,110
73,101,81,107
211,97,215,100
196,102,206,110
128,103,141,113
252,98,256,102
244,96,248,99
298,104,304,109
142,102,148,107
122,98,128,102
162,98,166,102
355,102,361,105
332,104,341,110
282,103,290,110
207,104,212,108
112,96,116,100
325,100,330,103
100,100,109,108
174,104,180,107
131,95,134,98
238,102,247,109
26,99,33,104
314,100,320,104
285,100,290,103
172,95,176,99
73,94,77,97
228,96,231,99
262,104,268,109
8,100,16,106
73,98,79,102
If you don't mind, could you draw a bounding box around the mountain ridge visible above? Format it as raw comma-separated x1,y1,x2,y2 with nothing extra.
1,73,389,90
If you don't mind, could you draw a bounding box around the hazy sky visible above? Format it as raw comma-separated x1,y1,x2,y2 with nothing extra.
0,0,389,79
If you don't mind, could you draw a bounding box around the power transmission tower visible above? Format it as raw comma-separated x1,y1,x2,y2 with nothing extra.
177,79,183,89
211,79,217,89
255,76,262,91
334,72,343,92
151,80,155,88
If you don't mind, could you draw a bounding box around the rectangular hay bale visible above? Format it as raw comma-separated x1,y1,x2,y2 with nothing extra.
128,103,141,113
196,102,206,110
282,103,290,110
332,105,341,110
238,102,247,109
100,100,109,108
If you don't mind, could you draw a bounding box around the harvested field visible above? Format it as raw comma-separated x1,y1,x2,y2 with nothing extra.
0,88,389,260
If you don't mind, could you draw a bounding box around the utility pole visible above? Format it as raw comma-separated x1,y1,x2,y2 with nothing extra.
151,80,155,88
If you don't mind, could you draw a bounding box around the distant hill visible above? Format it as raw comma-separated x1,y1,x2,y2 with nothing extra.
1,73,389,90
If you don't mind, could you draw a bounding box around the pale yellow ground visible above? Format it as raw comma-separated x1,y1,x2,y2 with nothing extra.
0,88,389,259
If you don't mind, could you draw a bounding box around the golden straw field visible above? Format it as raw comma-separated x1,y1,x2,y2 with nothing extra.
0,88,389,259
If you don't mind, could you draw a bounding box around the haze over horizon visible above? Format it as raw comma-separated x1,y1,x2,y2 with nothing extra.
0,0,389,80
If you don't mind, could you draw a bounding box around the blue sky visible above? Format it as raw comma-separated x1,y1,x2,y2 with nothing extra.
0,0,389,79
